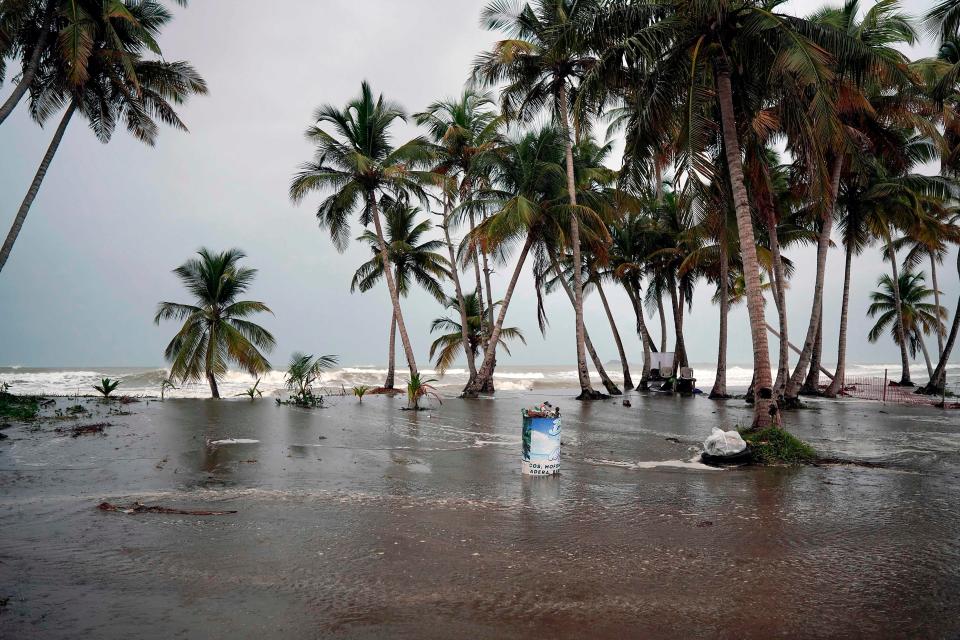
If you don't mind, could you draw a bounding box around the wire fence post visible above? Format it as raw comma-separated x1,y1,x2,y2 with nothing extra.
882,369,888,403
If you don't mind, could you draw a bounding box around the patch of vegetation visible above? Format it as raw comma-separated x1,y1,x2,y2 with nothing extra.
93,378,121,398
740,427,816,465
405,373,441,410
352,385,370,402
0,389,41,421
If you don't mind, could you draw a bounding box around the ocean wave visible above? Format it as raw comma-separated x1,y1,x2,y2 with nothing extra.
1,362,955,398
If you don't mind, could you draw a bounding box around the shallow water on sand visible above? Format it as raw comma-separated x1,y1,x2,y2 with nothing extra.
1,391,959,639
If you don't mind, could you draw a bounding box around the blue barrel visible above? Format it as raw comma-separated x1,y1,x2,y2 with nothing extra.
521,414,561,475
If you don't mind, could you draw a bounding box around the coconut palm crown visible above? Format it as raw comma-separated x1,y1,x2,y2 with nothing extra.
154,248,275,398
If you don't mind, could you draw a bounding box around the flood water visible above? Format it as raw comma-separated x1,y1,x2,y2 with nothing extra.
2,391,959,639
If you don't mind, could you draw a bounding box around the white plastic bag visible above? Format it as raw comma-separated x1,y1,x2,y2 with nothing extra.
703,427,746,457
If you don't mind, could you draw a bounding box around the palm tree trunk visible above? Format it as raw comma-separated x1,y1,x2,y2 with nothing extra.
923,251,959,395
558,84,595,399
657,296,668,352
711,233,730,399
547,253,621,395
0,101,76,274
479,244,497,394
626,283,652,390
463,233,534,397
785,155,841,401
917,329,934,379
668,282,688,368
716,68,774,428
468,210,486,326
800,313,822,395
768,221,790,396
384,310,397,389
369,193,418,378
206,320,221,399
207,372,220,398
596,282,633,390
0,1,54,127
931,253,944,358
886,236,913,385
825,241,854,397
440,196,478,386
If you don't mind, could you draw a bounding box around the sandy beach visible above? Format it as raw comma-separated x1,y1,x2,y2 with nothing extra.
2,391,958,639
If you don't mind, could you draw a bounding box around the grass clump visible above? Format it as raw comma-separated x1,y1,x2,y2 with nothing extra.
0,391,41,421
740,427,816,465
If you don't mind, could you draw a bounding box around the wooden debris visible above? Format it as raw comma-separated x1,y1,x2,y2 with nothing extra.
97,501,237,516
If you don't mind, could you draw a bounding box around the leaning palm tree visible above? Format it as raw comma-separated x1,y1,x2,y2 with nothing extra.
867,271,946,379
154,248,275,398
290,81,433,378
351,199,449,388
473,0,603,399
0,0,191,126
430,292,525,375
0,1,207,273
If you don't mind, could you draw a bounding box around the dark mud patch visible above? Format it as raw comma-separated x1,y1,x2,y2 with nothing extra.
57,422,112,437
97,501,237,516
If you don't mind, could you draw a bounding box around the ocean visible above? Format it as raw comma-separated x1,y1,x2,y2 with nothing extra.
1,362,956,398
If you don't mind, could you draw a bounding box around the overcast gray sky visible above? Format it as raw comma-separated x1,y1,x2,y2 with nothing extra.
0,0,957,370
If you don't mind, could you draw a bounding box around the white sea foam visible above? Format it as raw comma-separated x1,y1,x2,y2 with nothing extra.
1,362,956,399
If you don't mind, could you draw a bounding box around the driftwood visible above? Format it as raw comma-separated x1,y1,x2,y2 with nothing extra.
97,501,237,516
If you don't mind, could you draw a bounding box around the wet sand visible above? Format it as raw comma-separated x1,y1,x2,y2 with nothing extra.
1,391,958,639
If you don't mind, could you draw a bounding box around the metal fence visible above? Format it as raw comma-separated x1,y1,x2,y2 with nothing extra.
839,371,959,408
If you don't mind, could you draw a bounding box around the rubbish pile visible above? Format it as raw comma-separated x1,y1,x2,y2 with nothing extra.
701,427,751,465
521,401,560,419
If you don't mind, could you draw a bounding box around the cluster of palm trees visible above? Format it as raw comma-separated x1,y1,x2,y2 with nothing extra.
0,0,206,272
291,0,960,429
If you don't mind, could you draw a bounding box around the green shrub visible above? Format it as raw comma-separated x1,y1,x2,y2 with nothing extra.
0,389,41,421
740,427,816,465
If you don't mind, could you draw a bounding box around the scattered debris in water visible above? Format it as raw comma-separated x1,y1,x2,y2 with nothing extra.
97,501,237,516
57,422,111,437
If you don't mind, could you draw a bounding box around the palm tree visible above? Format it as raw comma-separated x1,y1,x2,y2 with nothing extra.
867,271,946,378
0,1,206,273
414,89,503,389
290,81,434,379
154,248,275,398
0,0,189,126
462,126,569,397
783,0,918,402
590,0,867,426
285,352,338,405
351,199,449,388
430,291,525,375
473,0,603,399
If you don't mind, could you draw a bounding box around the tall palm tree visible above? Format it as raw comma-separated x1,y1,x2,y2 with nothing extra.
473,0,604,400
154,248,275,399
462,126,570,396
609,207,658,390
0,1,206,273
351,199,449,389
414,89,503,389
867,271,946,378
430,292,525,375
290,81,434,379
